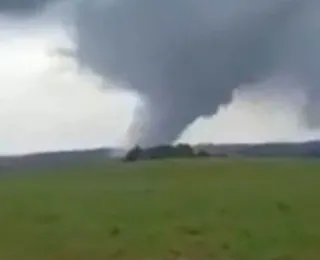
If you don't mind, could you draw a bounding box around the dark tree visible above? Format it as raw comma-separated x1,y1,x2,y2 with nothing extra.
175,144,195,157
124,146,143,162
196,150,211,157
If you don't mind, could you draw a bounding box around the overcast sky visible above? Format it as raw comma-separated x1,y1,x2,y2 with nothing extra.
0,14,139,155
1,0,320,155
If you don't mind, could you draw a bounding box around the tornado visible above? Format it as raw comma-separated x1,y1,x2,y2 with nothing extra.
1,0,320,147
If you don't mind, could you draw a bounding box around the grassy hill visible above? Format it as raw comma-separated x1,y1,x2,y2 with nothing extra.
1,159,320,259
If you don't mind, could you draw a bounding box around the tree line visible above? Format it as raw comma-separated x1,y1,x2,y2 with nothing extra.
124,144,211,162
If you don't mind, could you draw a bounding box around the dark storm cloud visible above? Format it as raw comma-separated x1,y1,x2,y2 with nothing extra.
2,0,320,146
0,0,59,15
74,0,320,146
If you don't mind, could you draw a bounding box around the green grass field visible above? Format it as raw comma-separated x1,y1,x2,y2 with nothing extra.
1,159,320,260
